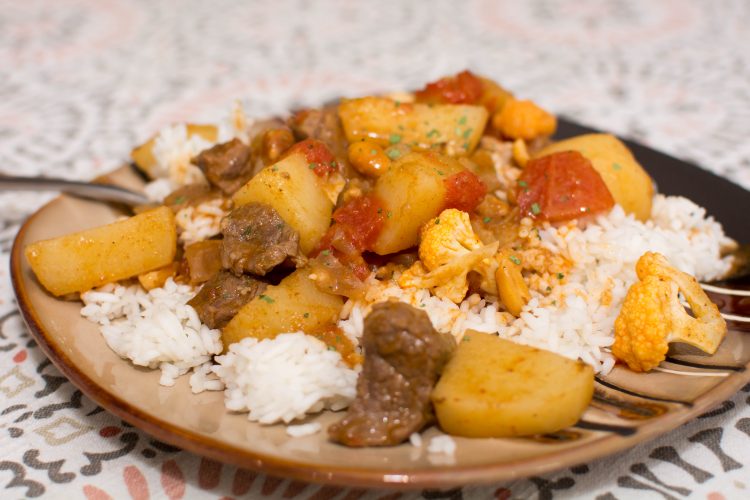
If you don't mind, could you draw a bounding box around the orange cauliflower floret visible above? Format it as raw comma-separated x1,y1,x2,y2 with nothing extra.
492,99,557,140
399,209,497,303
613,252,727,372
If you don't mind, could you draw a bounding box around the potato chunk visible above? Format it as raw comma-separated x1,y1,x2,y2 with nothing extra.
431,332,594,437
232,152,333,254
221,268,343,349
371,152,464,255
536,134,654,221
338,97,488,155
25,206,177,296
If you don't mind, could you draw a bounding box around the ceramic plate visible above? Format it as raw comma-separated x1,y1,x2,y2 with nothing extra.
11,119,750,489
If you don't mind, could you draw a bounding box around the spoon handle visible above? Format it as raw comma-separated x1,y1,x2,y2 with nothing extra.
0,176,150,206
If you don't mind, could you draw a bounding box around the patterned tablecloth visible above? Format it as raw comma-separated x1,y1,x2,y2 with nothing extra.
1,0,749,498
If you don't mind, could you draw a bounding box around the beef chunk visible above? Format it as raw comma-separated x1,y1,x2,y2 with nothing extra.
187,271,267,329
194,139,254,195
328,302,455,447
221,203,304,276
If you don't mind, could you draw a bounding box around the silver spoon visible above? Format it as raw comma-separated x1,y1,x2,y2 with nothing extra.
0,176,150,206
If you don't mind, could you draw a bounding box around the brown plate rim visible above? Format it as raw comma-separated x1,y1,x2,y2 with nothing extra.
9,177,750,490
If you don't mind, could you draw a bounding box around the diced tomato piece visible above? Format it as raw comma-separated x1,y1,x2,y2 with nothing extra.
285,138,337,176
314,194,386,280
443,170,487,212
415,70,483,105
516,151,615,222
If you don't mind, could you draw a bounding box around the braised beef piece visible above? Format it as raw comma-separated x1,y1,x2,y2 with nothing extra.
187,271,267,329
328,302,455,447
221,203,304,276
164,184,221,211
193,139,254,195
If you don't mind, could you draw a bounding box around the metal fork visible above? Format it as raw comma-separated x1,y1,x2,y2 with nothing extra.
0,176,150,206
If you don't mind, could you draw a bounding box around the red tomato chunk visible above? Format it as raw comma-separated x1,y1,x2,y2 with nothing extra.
285,138,337,176
443,170,487,212
314,194,386,280
517,151,614,222
415,70,483,105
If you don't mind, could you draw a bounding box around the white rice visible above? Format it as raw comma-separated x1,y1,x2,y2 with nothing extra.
212,333,359,424
175,198,229,246
151,123,215,187
80,278,223,390
286,422,322,437
427,435,457,456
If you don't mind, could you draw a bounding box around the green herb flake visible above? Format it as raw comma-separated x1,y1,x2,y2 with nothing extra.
389,133,402,144
321,249,331,256
454,127,462,135
377,208,383,214
394,101,401,107
458,115,467,125
386,149,402,160
434,218,441,225
173,196,186,204
552,300,557,305
303,312,310,318
531,203,541,215
462,128,473,139
462,142,469,150
242,227,253,237
483,216,492,223
437,170,445,176
387,210,393,218
308,162,317,170
612,162,623,171
426,129,440,138
271,166,279,172
259,294,275,304
546,286,552,292
557,272,565,280
370,149,378,155
327,346,337,351
462,336,471,342
518,180,528,187
509,255,522,265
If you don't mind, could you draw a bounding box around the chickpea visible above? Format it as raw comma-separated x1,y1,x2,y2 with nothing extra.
347,140,391,177
492,99,557,141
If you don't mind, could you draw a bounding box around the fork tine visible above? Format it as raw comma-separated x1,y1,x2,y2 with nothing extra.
700,282,750,331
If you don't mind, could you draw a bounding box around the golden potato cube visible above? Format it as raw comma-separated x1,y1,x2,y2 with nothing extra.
371,152,465,255
232,152,333,255
138,262,179,291
536,134,654,221
25,206,177,296
338,97,488,155
432,331,594,437
221,268,343,349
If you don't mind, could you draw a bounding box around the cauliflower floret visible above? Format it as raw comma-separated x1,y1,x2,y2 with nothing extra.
399,209,498,303
417,209,482,270
612,252,727,372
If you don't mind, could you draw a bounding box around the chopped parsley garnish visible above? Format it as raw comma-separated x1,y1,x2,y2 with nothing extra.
458,115,467,125
462,142,469,150
462,336,471,342
242,227,253,237
509,255,521,265
557,272,565,280
370,149,378,155
271,166,279,172
426,129,440,138
259,294,275,304
435,218,440,225
327,346,337,351
387,210,393,218
386,149,401,160
389,133,402,144
546,286,552,292
308,162,317,170
462,128,473,139
321,249,331,256
531,203,541,215
172,196,186,204
483,216,492,223
518,180,528,187
612,162,623,171
303,312,310,318
377,208,383,214
437,170,445,176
